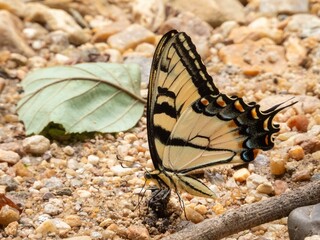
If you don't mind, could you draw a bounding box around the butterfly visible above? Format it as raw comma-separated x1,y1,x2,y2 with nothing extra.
145,30,296,199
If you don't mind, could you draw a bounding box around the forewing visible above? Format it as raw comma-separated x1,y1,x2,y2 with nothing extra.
147,30,219,168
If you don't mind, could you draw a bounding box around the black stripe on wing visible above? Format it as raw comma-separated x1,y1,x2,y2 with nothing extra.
173,33,219,98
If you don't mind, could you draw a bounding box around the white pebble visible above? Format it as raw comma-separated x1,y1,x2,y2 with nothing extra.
63,146,75,156
110,165,134,176
77,190,91,198
23,135,50,155
87,155,99,165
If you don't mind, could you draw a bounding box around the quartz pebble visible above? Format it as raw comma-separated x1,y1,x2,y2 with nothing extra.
43,199,63,216
233,168,250,182
110,165,134,176
44,177,64,190
22,135,50,155
246,174,269,189
77,190,91,198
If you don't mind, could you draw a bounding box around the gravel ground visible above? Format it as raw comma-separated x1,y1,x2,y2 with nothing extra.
0,0,319,239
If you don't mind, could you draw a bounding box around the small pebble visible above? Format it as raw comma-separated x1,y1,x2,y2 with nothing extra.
0,205,20,226
102,229,116,239
270,156,286,175
184,206,204,223
4,221,19,236
194,204,207,215
43,199,63,216
55,188,72,196
35,219,57,235
22,135,50,155
44,177,64,190
212,203,226,215
311,151,320,161
64,215,82,227
51,218,71,229
274,180,288,195
246,174,268,189
63,146,75,156
288,146,305,160
14,161,33,177
292,170,311,182
127,225,150,240
91,231,103,239
67,159,81,170
63,236,91,240
70,179,83,187
87,155,99,165
110,165,134,176
107,223,128,238
124,133,138,143
245,195,256,204
77,190,91,198
287,115,309,132
233,168,250,182
256,182,274,195
0,149,20,164
42,192,55,200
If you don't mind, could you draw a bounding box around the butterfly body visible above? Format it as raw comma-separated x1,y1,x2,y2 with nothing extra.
146,30,296,198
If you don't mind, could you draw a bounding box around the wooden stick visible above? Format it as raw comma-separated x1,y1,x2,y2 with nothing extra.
163,180,320,240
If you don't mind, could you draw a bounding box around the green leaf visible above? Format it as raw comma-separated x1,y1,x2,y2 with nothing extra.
17,63,145,135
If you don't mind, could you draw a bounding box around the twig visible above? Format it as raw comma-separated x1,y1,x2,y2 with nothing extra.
163,180,320,240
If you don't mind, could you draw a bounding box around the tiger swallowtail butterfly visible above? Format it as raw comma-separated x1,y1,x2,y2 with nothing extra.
145,30,296,198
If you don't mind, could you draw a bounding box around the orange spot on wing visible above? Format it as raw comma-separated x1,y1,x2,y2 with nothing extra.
253,149,260,159
251,108,258,119
201,98,209,106
265,135,269,145
217,96,226,107
235,101,245,112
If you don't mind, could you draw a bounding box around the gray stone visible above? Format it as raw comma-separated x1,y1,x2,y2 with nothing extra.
286,14,320,40
44,177,64,190
158,11,212,59
288,203,320,240
260,0,309,15
167,0,245,27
